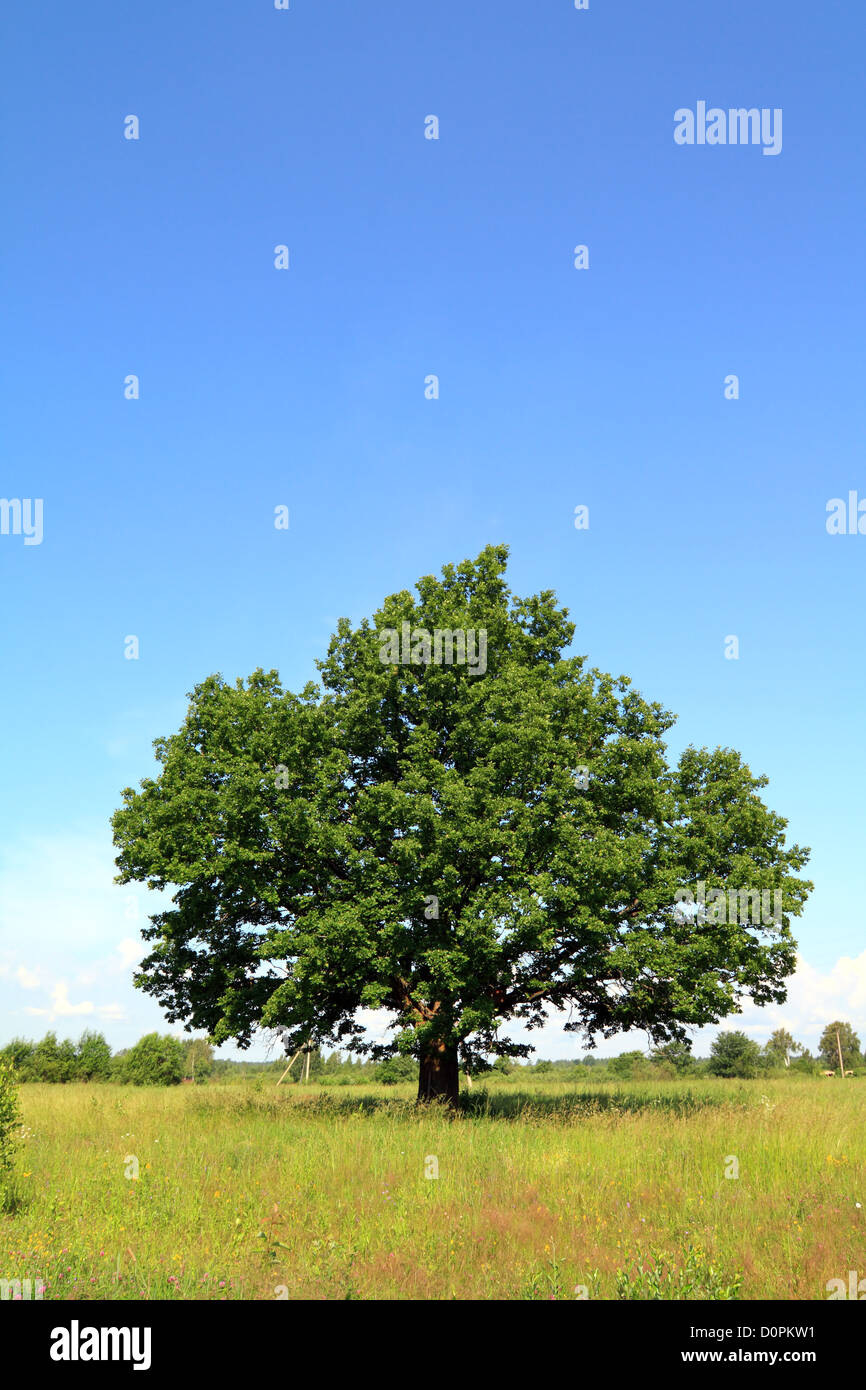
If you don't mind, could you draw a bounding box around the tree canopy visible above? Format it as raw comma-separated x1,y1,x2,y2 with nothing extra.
708,1030,763,1079
112,545,812,1103
818,1021,861,1071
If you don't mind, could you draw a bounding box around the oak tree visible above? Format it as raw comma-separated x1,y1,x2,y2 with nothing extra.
112,546,812,1104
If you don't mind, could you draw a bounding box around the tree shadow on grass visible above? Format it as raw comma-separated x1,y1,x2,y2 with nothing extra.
457,1088,745,1121
192,1086,744,1123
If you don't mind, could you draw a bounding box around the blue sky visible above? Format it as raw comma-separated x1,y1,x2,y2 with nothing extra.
1,0,863,1061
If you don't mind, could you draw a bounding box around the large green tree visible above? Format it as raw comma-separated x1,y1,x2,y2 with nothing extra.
112,546,812,1104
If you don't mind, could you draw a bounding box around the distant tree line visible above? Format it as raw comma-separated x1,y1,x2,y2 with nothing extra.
0,1022,861,1086
0,1031,207,1086
493,1023,862,1081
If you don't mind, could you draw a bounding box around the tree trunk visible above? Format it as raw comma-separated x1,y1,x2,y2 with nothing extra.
417,1039,460,1105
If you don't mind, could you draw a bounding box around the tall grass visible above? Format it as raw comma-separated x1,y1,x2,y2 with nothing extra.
2,1077,863,1300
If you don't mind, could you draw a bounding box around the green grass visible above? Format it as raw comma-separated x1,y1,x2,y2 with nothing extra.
2,1077,863,1299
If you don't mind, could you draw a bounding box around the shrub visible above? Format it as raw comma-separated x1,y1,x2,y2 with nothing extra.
0,1061,21,1181
708,1031,762,1079
75,1030,113,1082
119,1033,185,1086
375,1056,419,1085
616,1244,743,1300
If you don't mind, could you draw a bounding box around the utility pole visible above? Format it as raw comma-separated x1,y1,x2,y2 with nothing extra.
275,1049,302,1086
275,1040,314,1086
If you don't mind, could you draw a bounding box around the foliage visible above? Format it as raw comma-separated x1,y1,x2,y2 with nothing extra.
607,1051,648,1080
375,1055,419,1085
75,1031,113,1082
763,1027,801,1066
111,546,812,1100
615,1243,743,1300
649,1040,695,1074
818,1021,861,1071
0,1061,21,1178
119,1033,185,1086
708,1031,762,1079
27,1033,77,1084
183,1039,215,1083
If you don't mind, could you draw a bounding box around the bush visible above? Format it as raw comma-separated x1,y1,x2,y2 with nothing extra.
708,1031,762,1079
616,1244,743,1300
375,1055,419,1085
27,1032,77,1083
0,1061,21,1182
608,1051,649,1080
75,1030,113,1082
0,1038,35,1078
120,1033,185,1086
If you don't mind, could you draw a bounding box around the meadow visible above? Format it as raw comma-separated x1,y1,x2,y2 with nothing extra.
3,1076,864,1301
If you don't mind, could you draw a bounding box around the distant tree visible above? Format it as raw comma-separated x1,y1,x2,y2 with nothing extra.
0,1039,35,1079
120,1033,184,1086
109,1049,128,1081
376,1054,418,1085
182,1038,214,1084
649,1040,695,1074
534,1059,554,1074
607,1050,647,1079
708,1031,762,1079
75,1030,113,1082
29,1033,77,1083
492,1057,512,1075
764,1028,802,1067
818,1022,861,1072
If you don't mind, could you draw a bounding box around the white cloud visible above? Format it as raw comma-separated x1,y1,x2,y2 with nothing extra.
730,952,866,1049
19,982,124,1024
114,938,144,972
16,966,40,989
48,982,94,1017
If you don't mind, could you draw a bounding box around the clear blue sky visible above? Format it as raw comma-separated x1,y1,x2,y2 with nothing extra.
1,0,863,1060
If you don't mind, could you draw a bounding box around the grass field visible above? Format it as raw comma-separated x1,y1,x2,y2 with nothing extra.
3,1077,864,1300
